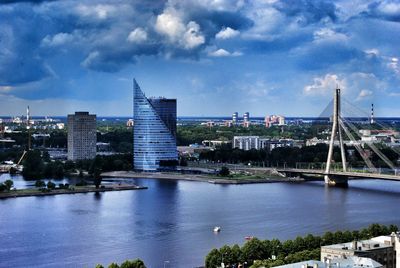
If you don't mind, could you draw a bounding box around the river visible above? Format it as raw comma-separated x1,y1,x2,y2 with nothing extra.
1,174,400,268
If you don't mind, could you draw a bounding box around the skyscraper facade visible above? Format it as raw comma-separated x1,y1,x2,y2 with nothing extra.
133,79,178,171
67,112,97,161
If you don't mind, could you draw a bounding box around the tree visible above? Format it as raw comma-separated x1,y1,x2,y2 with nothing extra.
205,248,221,268
120,259,146,268
241,238,269,264
22,150,44,179
35,180,46,188
219,166,230,177
95,265,104,268
94,168,102,189
0,183,7,192
47,181,56,190
108,263,119,268
4,179,14,191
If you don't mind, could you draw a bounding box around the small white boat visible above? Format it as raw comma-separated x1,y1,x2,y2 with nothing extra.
213,226,221,232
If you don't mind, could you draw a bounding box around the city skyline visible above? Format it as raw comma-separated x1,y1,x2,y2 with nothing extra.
1,0,400,117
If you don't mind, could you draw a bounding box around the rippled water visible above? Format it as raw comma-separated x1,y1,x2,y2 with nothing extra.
1,174,400,268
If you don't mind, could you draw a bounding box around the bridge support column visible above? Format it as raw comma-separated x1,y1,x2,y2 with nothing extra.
324,175,348,186
325,87,347,186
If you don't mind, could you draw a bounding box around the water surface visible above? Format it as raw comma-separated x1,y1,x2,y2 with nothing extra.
1,174,400,268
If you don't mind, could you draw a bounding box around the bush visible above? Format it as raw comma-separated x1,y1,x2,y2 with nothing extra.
219,166,230,177
76,180,88,186
4,180,13,191
47,181,56,190
35,180,46,188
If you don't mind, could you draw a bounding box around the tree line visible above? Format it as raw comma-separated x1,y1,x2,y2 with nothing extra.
95,259,146,268
205,223,398,268
21,150,132,179
199,144,399,169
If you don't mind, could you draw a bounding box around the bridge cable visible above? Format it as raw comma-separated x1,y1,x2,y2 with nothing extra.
341,117,396,171
339,118,377,172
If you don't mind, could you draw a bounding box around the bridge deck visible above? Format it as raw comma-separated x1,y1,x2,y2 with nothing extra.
277,168,400,181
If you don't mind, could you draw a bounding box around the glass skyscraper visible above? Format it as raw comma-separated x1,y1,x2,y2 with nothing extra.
133,79,178,171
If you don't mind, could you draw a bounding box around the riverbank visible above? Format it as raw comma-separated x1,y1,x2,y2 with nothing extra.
0,184,147,199
101,170,304,184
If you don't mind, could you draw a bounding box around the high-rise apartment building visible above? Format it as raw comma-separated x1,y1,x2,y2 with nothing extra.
133,79,178,171
243,112,249,122
232,112,238,124
67,112,96,161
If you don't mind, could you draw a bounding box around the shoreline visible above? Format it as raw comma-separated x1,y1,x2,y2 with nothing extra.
0,184,147,199
101,171,304,184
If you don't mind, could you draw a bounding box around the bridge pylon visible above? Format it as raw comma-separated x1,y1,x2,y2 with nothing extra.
324,87,348,186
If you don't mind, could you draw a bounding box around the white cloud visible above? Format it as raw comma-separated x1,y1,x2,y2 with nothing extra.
215,27,240,39
313,28,348,42
357,89,373,100
183,21,205,49
388,57,399,74
41,33,74,47
75,4,116,20
209,48,242,57
304,74,345,95
127,28,148,43
81,51,100,68
0,86,13,92
377,1,400,16
155,8,205,49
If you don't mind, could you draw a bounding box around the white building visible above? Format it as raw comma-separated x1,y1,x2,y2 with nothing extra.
233,136,260,150
321,233,400,268
274,257,382,268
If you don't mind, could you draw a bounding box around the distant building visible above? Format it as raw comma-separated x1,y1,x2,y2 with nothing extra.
321,234,400,268
274,257,382,268
233,136,260,150
232,112,238,124
133,79,178,171
233,136,296,151
244,112,249,122
224,120,233,127
202,139,231,148
67,112,97,161
259,138,295,151
265,115,285,128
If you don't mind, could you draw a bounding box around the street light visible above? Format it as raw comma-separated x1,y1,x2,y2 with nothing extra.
163,260,169,268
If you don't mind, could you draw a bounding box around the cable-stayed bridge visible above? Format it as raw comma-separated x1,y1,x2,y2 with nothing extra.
278,87,400,186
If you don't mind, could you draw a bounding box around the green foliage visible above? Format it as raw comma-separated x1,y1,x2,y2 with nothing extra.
93,168,102,189
46,181,56,190
205,224,398,268
76,180,88,186
0,183,7,192
22,150,45,179
120,259,146,268
219,166,230,176
3,179,14,191
35,180,46,188
96,259,146,268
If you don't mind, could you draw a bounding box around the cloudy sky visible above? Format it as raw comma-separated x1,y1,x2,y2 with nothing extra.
0,0,399,117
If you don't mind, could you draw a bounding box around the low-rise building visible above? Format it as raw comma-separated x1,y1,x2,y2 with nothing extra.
274,257,382,268
233,136,260,150
321,233,400,268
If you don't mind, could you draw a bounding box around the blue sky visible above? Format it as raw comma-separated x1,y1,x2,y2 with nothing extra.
0,0,399,117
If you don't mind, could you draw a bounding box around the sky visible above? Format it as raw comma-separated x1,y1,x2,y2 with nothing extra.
0,0,399,117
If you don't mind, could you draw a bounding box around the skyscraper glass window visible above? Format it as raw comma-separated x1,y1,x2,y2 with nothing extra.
133,79,178,171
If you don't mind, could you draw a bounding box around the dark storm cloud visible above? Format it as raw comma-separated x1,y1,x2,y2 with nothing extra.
274,0,337,25
0,0,54,4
